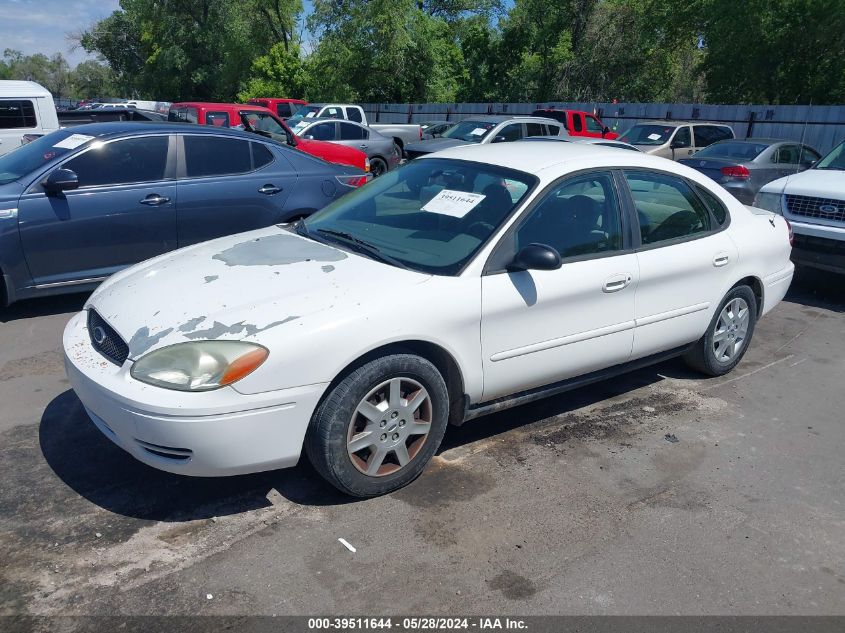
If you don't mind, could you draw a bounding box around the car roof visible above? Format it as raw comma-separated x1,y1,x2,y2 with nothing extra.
49,121,274,141
453,115,558,123
420,141,678,181
709,138,790,145
170,102,270,112
631,120,733,127
0,80,53,98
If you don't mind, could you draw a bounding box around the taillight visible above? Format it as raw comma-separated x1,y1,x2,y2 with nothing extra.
720,165,750,179
419,127,423,140
336,175,368,188
785,218,794,246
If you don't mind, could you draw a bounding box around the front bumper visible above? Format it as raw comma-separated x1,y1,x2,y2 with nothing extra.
63,310,328,476
789,221,845,274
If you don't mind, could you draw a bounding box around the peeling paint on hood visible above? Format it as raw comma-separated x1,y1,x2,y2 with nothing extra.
212,234,347,267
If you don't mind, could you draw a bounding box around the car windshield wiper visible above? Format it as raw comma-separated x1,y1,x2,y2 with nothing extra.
315,228,410,270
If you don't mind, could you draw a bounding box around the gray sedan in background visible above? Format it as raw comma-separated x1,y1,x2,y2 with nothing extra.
679,139,821,204
291,118,400,177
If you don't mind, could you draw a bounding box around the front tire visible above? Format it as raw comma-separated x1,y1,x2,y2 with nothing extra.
683,285,757,376
370,157,388,177
305,354,449,497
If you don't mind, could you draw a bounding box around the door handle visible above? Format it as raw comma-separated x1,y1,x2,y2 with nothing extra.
713,253,730,267
258,184,282,195
139,194,170,206
602,273,633,293
359,144,368,149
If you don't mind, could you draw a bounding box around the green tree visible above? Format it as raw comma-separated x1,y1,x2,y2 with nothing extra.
68,60,117,99
1,49,72,97
238,42,308,101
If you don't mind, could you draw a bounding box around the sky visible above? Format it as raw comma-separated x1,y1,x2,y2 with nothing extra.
1,0,122,67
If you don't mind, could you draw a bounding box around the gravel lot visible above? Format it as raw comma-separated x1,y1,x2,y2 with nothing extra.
1,269,843,616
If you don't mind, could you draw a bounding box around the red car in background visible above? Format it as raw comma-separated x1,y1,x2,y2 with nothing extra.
246,97,307,120
168,102,369,172
531,109,619,139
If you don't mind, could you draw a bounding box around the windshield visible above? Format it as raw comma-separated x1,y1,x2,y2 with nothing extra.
0,130,89,185
239,111,292,144
442,120,496,143
694,141,769,160
619,124,675,146
301,158,536,275
814,141,845,170
288,105,323,126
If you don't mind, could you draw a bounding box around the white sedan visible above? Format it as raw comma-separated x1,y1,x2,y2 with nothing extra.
63,143,794,497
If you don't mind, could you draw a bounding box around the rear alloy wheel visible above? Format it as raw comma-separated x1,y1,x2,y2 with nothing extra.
683,285,757,376
370,157,388,177
305,354,448,497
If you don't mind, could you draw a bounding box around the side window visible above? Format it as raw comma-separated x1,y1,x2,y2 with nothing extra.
715,126,734,141
277,103,292,118
775,145,800,164
572,114,584,132
205,111,230,127
185,108,199,124
586,116,604,133
673,126,691,148
546,123,562,136
167,108,183,122
694,185,729,226
515,171,623,258
693,125,724,148
311,122,337,141
625,171,711,245
339,122,366,140
184,136,252,177
251,142,274,170
525,122,545,137
346,107,363,123
63,136,170,187
497,124,523,142
0,100,37,128
799,146,821,166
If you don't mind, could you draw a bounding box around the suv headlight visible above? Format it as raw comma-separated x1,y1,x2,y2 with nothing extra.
753,192,783,214
130,341,268,391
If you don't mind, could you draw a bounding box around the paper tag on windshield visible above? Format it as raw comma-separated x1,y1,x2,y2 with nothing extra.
422,190,486,218
470,128,487,136
292,122,309,133
647,133,661,141
53,134,94,149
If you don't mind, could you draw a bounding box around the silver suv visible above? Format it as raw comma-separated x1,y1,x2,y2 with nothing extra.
618,121,734,160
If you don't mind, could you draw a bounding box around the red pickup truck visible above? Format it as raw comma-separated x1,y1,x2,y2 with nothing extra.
532,109,619,140
168,102,368,172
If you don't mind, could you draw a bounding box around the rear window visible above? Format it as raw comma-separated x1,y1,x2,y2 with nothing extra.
0,100,37,129
694,141,769,160
168,107,198,123
205,111,230,127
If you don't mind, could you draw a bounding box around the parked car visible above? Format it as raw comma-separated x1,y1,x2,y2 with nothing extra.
288,103,422,155
62,142,792,497
531,109,619,139
290,118,401,176
246,98,308,120
168,102,369,172
0,81,59,157
0,122,367,305
754,139,845,274
618,121,734,160
420,120,454,139
679,139,821,204
404,115,568,159
521,137,640,152
19,108,168,146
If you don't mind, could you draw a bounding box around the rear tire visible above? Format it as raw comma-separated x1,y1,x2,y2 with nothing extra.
683,285,757,376
370,157,388,177
305,354,449,497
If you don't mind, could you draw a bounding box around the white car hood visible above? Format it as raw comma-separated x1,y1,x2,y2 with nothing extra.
87,226,431,359
759,169,845,198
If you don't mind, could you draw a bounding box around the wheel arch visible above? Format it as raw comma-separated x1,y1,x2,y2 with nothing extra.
732,275,764,317
321,340,467,426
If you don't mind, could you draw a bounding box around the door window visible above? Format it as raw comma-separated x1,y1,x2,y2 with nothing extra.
252,142,275,170
310,122,337,141
546,123,562,136
775,144,801,164
205,111,230,127
515,172,623,258
672,126,691,148
63,136,170,187
346,107,364,123
525,123,545,137
625,171,711,245
799,145,821,166
277,103,293,118
497,124,523,142
572,115,584,132
184,136,253,177
340,122,367,140
0,100,37,128
586,116,604,133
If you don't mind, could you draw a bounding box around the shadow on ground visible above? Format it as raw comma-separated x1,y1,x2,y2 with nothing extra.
0,292,89,324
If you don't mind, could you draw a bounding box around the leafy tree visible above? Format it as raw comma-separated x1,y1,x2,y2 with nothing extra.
1,49,72,97
68,60,117,99
238,43,308,101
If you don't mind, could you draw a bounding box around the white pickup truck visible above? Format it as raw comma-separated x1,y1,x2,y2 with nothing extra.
0,81,59,157
754,140,845,274
288,103,422,154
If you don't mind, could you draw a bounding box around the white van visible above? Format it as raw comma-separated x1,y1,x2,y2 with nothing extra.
0,80,59,157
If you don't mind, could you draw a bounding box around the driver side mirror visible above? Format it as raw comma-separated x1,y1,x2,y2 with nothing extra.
42,168,79,196
602,126,610,137
303,135,315,140
492,135,507,143
508,243,562,272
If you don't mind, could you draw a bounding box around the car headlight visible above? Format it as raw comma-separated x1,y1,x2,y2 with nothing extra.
753,192,783,214
130,341,268,391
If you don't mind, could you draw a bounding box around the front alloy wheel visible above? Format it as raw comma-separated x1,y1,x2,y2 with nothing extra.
712,297,751,362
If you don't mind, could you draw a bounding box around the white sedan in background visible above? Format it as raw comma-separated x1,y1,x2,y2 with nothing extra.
64,143,794,497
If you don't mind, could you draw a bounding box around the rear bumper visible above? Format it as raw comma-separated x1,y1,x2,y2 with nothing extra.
720,181,756,205
63,310,328,476
789,222,845,274
761,263,795,316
